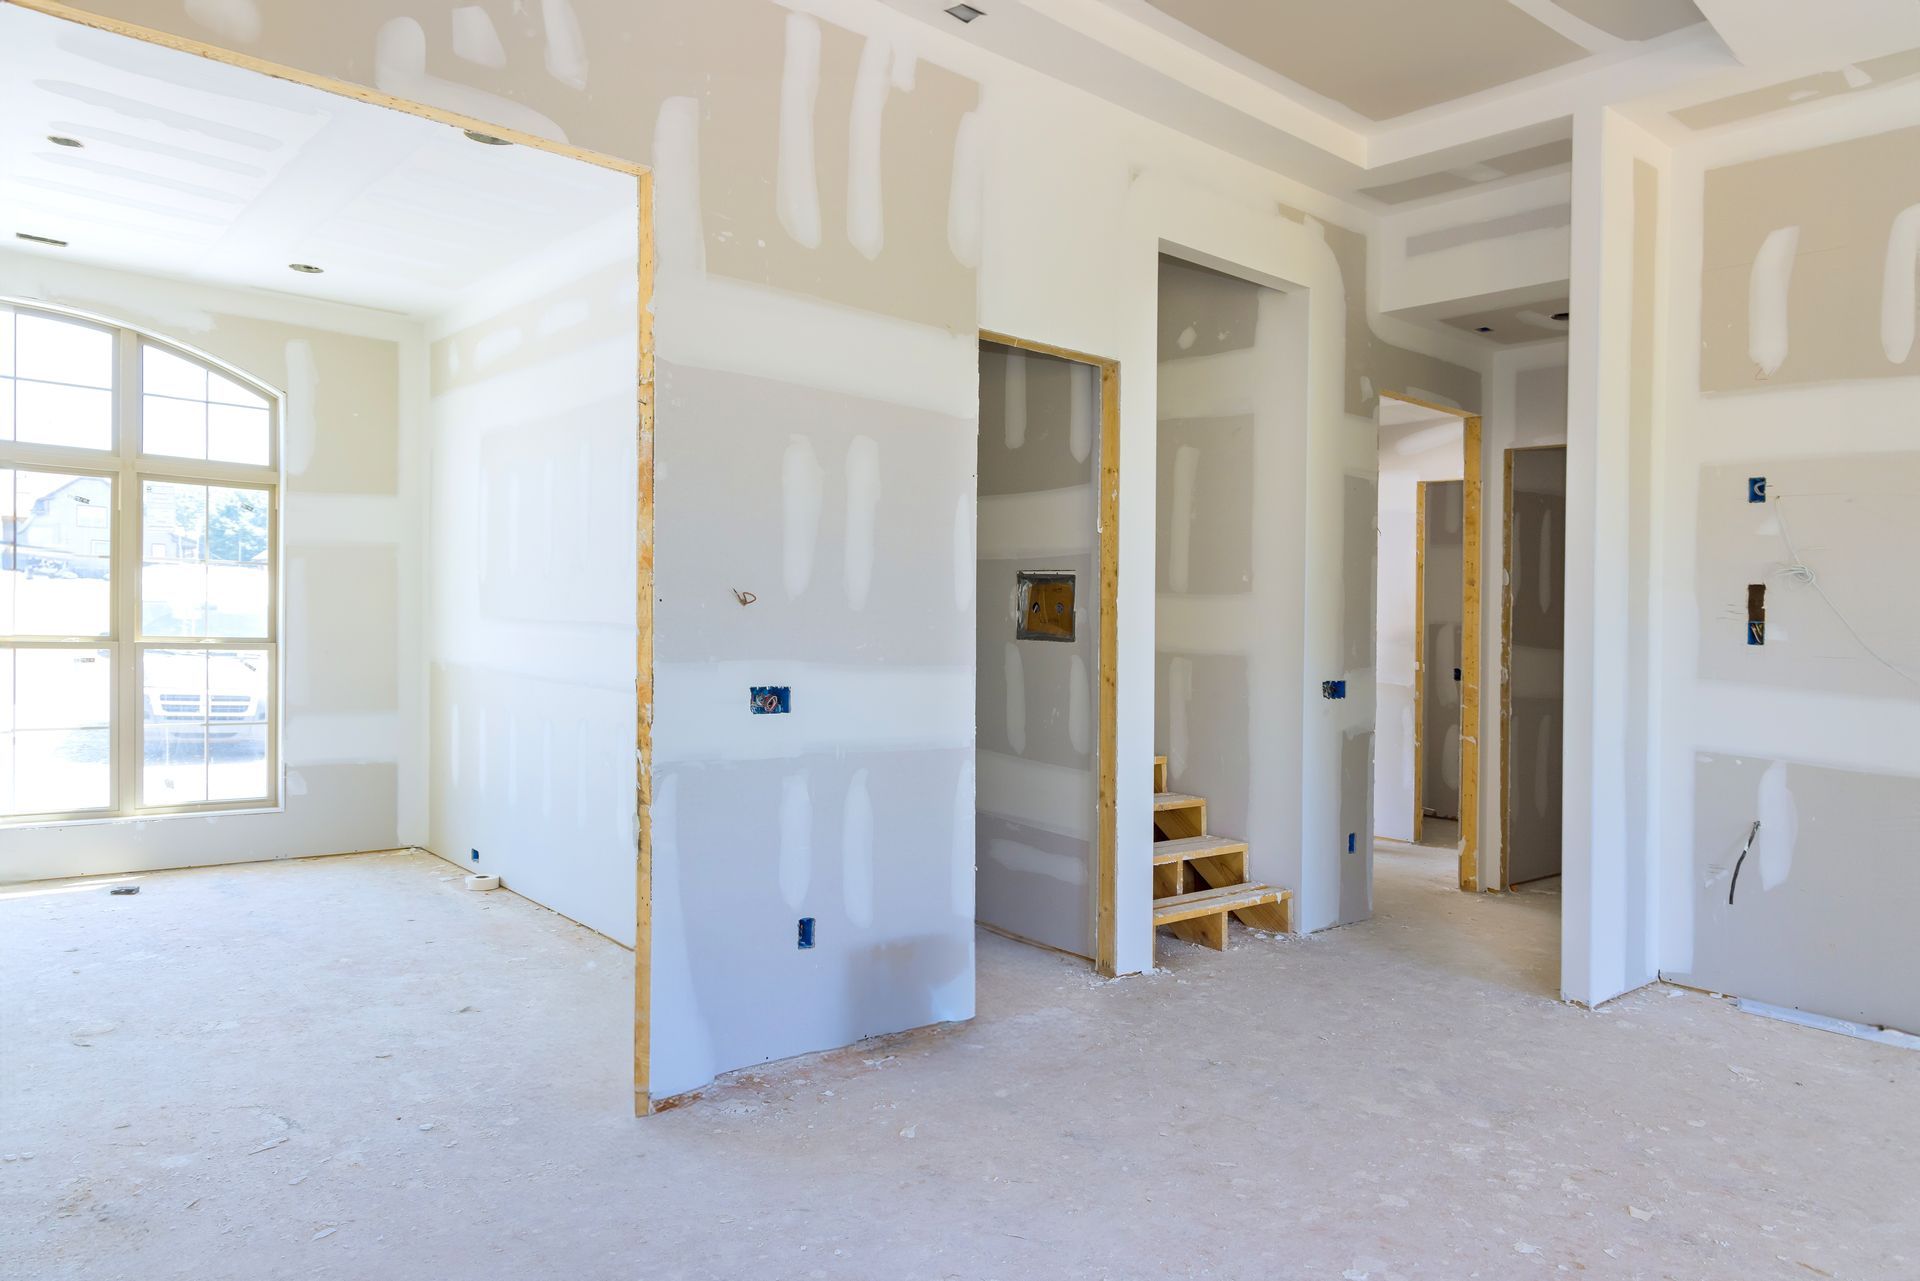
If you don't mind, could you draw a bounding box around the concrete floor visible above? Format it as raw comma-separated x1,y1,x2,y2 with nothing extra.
4,847,1916,1280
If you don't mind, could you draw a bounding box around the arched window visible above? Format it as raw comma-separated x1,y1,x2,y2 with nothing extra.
0,301,278,822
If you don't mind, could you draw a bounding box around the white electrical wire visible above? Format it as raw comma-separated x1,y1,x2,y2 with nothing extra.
1769,494,1920,688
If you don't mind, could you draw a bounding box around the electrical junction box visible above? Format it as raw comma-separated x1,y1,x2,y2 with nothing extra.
1015,571,1076,642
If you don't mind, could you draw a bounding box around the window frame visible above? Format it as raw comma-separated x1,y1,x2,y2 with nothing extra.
0,299,282,826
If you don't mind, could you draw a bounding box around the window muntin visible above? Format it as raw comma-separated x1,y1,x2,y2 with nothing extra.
0,301,279,824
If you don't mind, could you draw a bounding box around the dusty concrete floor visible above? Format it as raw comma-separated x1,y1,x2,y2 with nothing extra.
4,847,1916,1281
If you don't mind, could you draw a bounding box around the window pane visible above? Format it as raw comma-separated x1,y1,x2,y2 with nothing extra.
141,344,206,400
16,313,112,388
207,371,267,410
142,648,269,806
15,380,112,450
1,647,112,816
0,308,13,377
207,404,269,465
3,469,111,637
143,395,206,459
142,481,270,638
0,376,13,442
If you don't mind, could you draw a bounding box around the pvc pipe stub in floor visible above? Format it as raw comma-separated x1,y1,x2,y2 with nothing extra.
465,874,501,892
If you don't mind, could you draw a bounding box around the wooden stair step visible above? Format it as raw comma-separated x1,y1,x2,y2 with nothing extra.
1153,754,1168,791
1152,835,1249,866
1153,882,1287,926
1153,791,1205,812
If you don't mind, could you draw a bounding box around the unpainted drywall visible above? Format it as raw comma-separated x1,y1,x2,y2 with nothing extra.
426,214,639,946
1700,124,1920,391
1672,752,1920,1034
1693,454,1920,701
1420,481,1465,822
975,342,1099,959
0,253,417,883
1506,448,1565,885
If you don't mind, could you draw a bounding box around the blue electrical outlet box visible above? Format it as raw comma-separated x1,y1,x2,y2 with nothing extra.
750,686,791,715
470,849,479,862
1348,832,1356,853
1321,680,1346,700
1748,620,1765,646
797,917,815,949
1748,476,1766,503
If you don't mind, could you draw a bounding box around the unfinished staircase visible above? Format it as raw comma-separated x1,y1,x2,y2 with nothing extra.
1152,755,1292,950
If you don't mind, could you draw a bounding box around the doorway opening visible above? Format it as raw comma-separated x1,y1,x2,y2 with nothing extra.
1372,394,1480,890
973,333,1118,976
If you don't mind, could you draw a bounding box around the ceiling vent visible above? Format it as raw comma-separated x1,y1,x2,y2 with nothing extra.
945,4,984,22
16,232,67,247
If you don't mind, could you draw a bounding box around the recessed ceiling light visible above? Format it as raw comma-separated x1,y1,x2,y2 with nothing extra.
1551,311,1569,322
945,4,984,21
47,135,84,148
462,129,511,146
16,232,67,247
1475,325,1494,334
288,263,325,274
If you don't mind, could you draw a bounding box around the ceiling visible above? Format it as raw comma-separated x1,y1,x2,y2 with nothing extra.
1136,0,1705,122
0,5,634,318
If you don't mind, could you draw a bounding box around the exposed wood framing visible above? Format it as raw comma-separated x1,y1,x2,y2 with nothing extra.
978,331,1121,977
7,0,661,1114
1460,413,1482,893
1412,480,1428,846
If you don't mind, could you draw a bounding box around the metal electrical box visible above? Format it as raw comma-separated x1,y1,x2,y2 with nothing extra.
1015,571,1076,642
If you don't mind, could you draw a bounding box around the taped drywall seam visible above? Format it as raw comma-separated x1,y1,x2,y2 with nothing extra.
185,0,262,44
777,14,824,250
843,436,879,610
1003,352,1027,449
1168,443,1199,593
541,0,588,90
948,111,984,269
1168,655,1193,780
781,435,822,598
953,757,975,916
1772,494,1920,686
843,769,874,927
373,18,566,141
1068,653,1091,756
652,97,705,276
282,339,317,477
847,36,891,260
779,770,811,908
1754,761,1798,890
952,492,972,612
1880,204,1920,363
1068,361,1094,463
449,6,506,68
1004,641,1027,755
1748,226,1798,378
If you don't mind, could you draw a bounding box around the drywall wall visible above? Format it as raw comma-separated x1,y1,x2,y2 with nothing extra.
426,212,639,947
0,252,422,883
1651,87,1920,1033
1373,411,1463,843
49,0,1492,1088
1419,482,1466,824
1505,446,1565,885
975,341,1099,958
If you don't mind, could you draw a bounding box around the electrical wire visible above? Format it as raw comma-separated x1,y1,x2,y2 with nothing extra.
1768,494,1920,688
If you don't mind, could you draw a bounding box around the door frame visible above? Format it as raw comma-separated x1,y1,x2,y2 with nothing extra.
978,330,1121,977
13,0,661,1112
1498,444,1567,894
1382,393,1481,892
